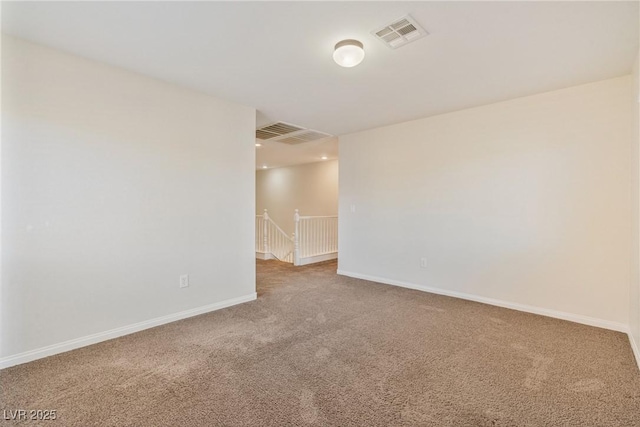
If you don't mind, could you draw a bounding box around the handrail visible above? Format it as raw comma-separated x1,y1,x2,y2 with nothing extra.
267,217,293,242
294,209,338,265
257,209,337,265
256,210,294,263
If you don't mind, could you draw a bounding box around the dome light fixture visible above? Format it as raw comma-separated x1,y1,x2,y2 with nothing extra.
333,39,365,68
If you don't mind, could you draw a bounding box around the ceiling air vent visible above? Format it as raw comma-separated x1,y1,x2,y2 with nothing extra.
277,130,332,145
255,122,304,140
372,15,428,49
256,129,279,140
256,122,332,144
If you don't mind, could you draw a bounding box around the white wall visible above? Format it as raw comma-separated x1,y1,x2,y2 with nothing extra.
631,52,640,365
1,37,256,364
256,160,338,235
339,76,632,330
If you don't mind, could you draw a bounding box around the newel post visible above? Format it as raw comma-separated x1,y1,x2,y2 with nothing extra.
293,209,300,266
263,209,269,254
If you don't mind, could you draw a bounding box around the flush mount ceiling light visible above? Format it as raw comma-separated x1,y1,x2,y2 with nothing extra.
333,39,365,68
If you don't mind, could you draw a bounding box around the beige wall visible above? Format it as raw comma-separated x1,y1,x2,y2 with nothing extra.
339,76,632,330
1,37,256,363
631,51,640,365
256,160,338,235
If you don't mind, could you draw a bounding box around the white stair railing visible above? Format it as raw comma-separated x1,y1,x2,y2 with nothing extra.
293,209,338,266
255,210,294,263
256,209,338,266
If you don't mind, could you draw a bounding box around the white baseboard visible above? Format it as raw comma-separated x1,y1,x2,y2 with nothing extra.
0,292,257,370
256,252,274,260
297,252,338,266
337,270,629,333
630,333,640,371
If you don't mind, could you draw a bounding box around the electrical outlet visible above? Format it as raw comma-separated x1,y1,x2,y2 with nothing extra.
420,258,427,269
179,274,189,288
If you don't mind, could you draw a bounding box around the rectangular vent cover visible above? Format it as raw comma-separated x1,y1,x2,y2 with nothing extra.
372,15,428,49
256,129,279,140
256,122,332,144
261,122,303,135
256,122,304,139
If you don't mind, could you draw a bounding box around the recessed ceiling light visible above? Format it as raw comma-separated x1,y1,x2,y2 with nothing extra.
321,156,328,160
262,165,268,169
333,39,365,68
255,143,262,147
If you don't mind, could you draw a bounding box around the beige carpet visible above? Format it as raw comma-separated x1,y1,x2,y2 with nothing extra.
1,260,639,426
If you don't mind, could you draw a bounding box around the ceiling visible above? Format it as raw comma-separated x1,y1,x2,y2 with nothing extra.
257,137,338,171
2,1,638,169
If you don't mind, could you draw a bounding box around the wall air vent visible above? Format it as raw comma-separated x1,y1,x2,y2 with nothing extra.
372,15,428,49
256,122,332,144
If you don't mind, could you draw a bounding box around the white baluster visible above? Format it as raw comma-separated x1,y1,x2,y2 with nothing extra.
303,218,307,258
294,209,300,266
333,218,337,252
332,218,336,252
300,219,304,259
323,218,327,254
263,209,269,255
314,219,317,255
